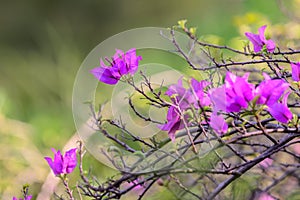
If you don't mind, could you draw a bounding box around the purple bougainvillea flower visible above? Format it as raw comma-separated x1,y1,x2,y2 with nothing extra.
291,62,300,82
12,196,32,200
165,78,196,110
224,72,255,111
209,86,227,112
210,72,255,113
90,48,142,85
256,73,289,106
45,148,77,176
209,112,228,135
245,25,276,53
158,106,184,142
259,158,273,169
268,92,293,123
190,78,211,107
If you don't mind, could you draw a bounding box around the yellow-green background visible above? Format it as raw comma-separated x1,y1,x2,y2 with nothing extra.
0,0,296,199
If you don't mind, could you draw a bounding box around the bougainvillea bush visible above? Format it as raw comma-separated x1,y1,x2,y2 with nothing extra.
15,21,300,200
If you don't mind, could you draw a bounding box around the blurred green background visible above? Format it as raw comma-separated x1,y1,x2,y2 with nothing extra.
0,0,292,199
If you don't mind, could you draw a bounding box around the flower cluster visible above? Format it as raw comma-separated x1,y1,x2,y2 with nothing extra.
90,48,142,85
89,42,296,142
159,70,294,140
158,78,211,141
44,148,77,176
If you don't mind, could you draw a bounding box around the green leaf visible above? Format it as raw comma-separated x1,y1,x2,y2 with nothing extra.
287,191,300,200
231,174,257,200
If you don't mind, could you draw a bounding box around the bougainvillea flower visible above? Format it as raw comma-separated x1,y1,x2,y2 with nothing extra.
90,48,142,85
224,72,255,111
268,92,293,123
210,72,255,112
209,112,228,135
291,62,300,82
259,158,273,169
12,196,32,200
165,78,196,110
158,106,184,142
245,25,276,53
209,86,227,112
45,148,77,176
190,78,211,107
256,73,289,106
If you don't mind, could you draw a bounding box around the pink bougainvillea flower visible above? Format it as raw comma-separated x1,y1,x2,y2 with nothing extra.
268,92,293,123
45,148,77,176
90,48,142,85
165,78,196,110
190,78,211,107
245,25,276,53
259,158,273,169
12,196,32,200
291,62,300,82
256,73,289,106
209,72,255,113
158,106,184,142
209,112,228,135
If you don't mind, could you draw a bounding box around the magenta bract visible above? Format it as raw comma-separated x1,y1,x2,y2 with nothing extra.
90,48,142,85
245,25,276,53
45,148,77,176
210,72,255,113
209,112,228,135
12,196,32,200
291,62,300,82
255,73,289,106
267,92,293,123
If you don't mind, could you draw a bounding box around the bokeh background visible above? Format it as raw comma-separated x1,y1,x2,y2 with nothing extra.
0,0,297,199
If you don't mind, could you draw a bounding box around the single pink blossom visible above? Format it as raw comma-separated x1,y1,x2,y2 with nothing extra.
45,148,77,176
209,72,255,113
245,25,276,53
268,92,293,123
90,48,142,85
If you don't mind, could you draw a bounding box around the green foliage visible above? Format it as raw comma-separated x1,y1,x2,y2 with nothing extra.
230,174,258,200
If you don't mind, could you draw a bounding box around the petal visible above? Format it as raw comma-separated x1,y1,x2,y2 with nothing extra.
100,58,109,68
291,62,300,81
45,155,63,176
268,103,293,123
113,49,124,61
25,196,33,200
245,32,263,53
209,87,227,112
258,25,267,42
265,39,276,53
63,148,77,174
210,113,228,135
90,67,119,85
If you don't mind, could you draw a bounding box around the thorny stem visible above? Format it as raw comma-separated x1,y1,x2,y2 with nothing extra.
61,176,74,200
